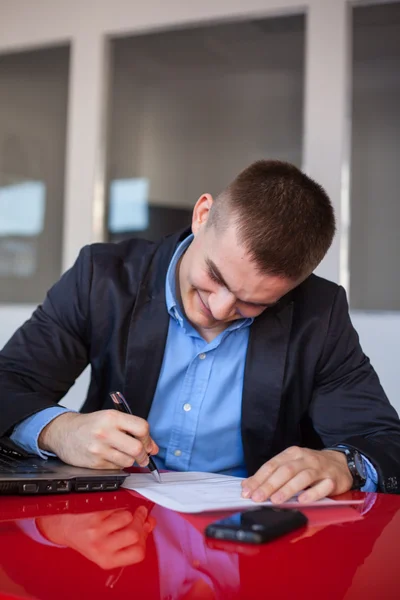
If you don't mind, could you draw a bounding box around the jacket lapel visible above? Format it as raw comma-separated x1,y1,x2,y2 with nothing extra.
123,229,190,419
122,225,294,472
241,300,294,475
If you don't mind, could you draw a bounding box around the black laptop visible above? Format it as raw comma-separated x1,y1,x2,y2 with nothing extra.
0,437,128,495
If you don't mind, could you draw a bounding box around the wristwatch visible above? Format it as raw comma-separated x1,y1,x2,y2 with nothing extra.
325,446,367,490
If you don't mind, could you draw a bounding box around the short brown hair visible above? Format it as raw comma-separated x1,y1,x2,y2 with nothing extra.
208,160,336,279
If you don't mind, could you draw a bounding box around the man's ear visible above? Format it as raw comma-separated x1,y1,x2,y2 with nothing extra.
192,194,214,235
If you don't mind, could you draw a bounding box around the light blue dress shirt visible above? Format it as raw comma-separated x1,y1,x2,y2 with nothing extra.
11,235,378,490
147,235,252,476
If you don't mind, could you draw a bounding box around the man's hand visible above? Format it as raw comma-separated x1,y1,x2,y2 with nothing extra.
38,410,159,470
241,446,353,504
36,505,156,570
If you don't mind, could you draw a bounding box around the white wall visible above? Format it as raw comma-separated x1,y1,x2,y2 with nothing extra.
351,312,400,413
0,306,36,343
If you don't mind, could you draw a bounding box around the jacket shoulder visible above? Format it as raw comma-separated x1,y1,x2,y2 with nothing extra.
89,237,157,265
80,230,187,293
291,273,345,317
67,238,159,297
299,273,340,296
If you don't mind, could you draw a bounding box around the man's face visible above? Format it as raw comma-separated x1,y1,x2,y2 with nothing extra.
177,195,300,335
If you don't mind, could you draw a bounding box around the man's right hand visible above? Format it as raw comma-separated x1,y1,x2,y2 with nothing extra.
38,410,159,470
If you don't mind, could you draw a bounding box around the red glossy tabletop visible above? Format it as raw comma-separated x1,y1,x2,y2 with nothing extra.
0,488,399,600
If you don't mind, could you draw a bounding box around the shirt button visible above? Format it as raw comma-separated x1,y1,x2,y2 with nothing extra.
174,449,182,457
183,403,192,412
199,353,206,360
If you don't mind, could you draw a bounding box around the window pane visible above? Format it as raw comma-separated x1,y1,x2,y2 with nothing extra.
107,16,305,243
0,46,69,303
350,3,400,310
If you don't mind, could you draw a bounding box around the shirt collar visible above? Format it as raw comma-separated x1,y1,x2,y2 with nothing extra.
165,234,193,325
165,233,254,332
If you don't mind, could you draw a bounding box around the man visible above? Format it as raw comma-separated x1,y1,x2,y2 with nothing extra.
1,160,399,502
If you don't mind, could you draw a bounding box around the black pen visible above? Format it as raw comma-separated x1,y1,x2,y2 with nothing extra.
109,391,162,483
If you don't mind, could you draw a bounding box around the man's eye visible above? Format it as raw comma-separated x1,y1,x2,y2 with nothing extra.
239,301,268,310
208,270,220,284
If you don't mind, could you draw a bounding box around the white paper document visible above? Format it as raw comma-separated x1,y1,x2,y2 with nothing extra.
122,471,363,513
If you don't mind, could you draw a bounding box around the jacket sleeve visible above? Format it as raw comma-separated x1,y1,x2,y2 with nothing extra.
309,285,400,493
0,246,93,436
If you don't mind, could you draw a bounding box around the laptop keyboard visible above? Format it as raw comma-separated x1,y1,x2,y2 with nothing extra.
0,440,55,474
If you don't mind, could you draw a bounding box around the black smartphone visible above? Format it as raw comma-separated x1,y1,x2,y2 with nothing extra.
205,507,308,544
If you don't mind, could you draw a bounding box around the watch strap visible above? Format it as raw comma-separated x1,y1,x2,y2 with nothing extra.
325,446,367,490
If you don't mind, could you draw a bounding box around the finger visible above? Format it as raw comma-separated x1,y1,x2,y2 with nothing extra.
241,447,306,498
89,444,143,469
95,542,146,570
110,447,150,469
241,460,280,498
249,460,305,502
144,515,157,534
102,507,151,553
131,505,149,529
269,468,318,504
99,510,134,535
96,459,130,470
119,414,157,455
107,430,155,467
89,510,121,524
148,441,159,456
84,454,132,470
101,522,143,554
130,506,154,538
94,446,144,469
112,543,147,567
297,478,335,504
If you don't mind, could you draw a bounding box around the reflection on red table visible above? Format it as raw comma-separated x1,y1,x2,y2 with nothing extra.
0,489,399,600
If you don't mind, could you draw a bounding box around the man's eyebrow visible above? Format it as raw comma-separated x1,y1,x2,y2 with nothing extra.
205,258,277,308
205,258,231,290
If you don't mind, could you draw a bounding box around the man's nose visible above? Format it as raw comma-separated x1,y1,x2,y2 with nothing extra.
208,289,236,320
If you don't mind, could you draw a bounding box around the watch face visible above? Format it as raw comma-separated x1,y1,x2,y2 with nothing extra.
354,452,367,479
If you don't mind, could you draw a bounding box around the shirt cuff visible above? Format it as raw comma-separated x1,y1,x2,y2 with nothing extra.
17,519,66,548
360,455,378,492
10,407,75,459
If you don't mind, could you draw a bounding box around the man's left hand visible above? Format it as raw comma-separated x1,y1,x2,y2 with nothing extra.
241,446,354,504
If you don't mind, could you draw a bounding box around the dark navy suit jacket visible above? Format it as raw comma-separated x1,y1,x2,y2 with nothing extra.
1,229,399,491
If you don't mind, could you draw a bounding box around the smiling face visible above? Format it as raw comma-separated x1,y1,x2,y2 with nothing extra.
177,194,301,340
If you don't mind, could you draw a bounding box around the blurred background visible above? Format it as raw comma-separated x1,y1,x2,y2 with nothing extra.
0,0,399,411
